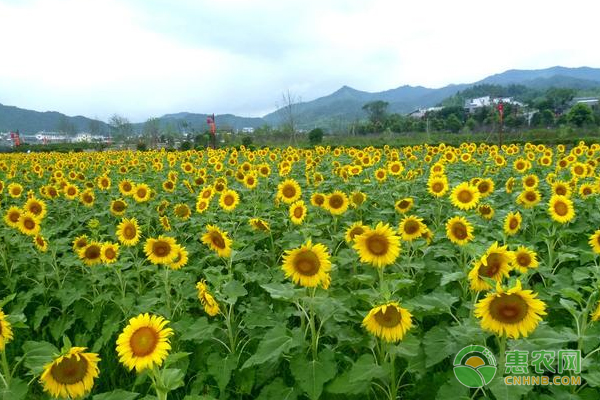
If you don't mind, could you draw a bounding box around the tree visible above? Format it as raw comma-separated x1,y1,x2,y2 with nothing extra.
143,118,161,146
545,88,576,114
279,90,300,143
308,128,324,145
88,118,103,135
362,101,389,125
108,114,133,141
56,116,76,135
567,103,594,127
446,114,462,133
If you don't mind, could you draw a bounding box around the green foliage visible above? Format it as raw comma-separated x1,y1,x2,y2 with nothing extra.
308,128,324,145
567,103,594,127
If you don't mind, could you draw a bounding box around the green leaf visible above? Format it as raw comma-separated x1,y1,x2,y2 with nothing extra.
158,368,185,392
487,375,533,399
404,290,459,316
290,348,337,400
435,375,470,400
178,317,217,342
440,271,465,286
207,353,237,394
260,282,296,300
93,390,140,400
241,325,298,369
222,280,248,304
0,377,29,400
423,326,459,368
327,354,386,395
21,341,59,375
257,377,299,400
0,293,16,308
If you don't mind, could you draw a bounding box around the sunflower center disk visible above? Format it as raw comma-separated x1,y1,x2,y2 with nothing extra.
329,196,343,208
294,251,320,276
399,200,409,208
517,254,531,267
224,196,234,206
293,208,303,218
86,246,101,260
433,183,443,192
124,226,136,239
153,242,170,257
366,235,389,255
554,202,568,216
374,306,402,328
129,327,159,357
210,233,226,249
509,219,518,229
113,202,125,212
452,224,467,240
24,219,35,230
489,294,529,323
282,186,296,198
481,253,503,276
50,355,89,385
458,190,473,203
404,221,420,235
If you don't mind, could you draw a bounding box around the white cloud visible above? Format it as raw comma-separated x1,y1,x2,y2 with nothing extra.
0,0,599,121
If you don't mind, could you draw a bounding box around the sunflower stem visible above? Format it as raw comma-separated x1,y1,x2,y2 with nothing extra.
498,335,507,376
226,303,237,354
163,268,171,318
0,350,11,387
387,344,398,400
308,287,318,360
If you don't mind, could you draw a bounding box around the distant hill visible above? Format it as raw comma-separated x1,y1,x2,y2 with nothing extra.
0,103,109,135
2,66,600,133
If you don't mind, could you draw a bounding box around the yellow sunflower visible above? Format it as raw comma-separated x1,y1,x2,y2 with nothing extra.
72,235,88,251
362,302,413,343
116,313,173,372
201,225,232,258
101,242,119,264
468,242,513,291
4,206,21,229
517,189,541,209
196,280,220,316
110,199,128,216
133,183,151,203
350,191,367,208
512,246,539,273
474,280,546,338
450,182,480,210
548,195,575,223
18,212,41,236
116,218,141,246
345,221,368,243
579,183,595,198
395,198,414,214
281,240,331,288
118,180,135,196
427,176,449,197
277,179,302,204
503,211,522,236
476,178,495,198
40,347,100,399
289,200,308,225
310,192,326,207
478,204,495,220
353,222,401,268
249,218,270,232
159,216,171,232
219,189,240,212
398,215,427,241
166,245,188,270
144,236,178,264
24,197,47,219
588,230,600,254
0,308,14,351
79,190,95,207
7,182,23,198
324,191,349,215
173,203,191,220
446,216,474,245
78,242,103,266
551,180,572,197
33,234,49,252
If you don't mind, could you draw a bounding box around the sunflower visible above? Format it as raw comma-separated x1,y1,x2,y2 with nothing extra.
219,189,240,212
199,186,215,201
345,221,368,243
374,168,387,182
166,245,188,270
0,308,13,351
196,280,220,316
201,225,232,258
79,190,95,207
579,183,595,198
468,242,513,291
446,216,474,245
503,211,522,236
133,183,151,203
348,191,366,208
281,240,331,288
427,176,449,197
289,200,307,225
362,302,413,343
116,218,141,246
521,174,539,189
589,230,600,254
277,179,302,204
398,215,427,242
548,195,575,224
173,203,191,220
118,180,135,196
144,236,178,264
591,301,600,322
353,222,401,268
450,182,480,210
7,182,23,198
551,180,572,197
116,313,173,372
243,174,258,190
249,218,270,232
310,192,326,207
395,198,414,214
505,177,515,193
78,242,103,266
387,161,404,176
24,197,47,219
517,189,541,209
478,204,495,220
101,242,119,264
110,199,128,216
72,235,88,251
162,180,175,193
4,206,21,229
159,216,171,231
18,212,41,236
512,246,539,273
474,280,546,339
324,191,349,215
34,234,49,252
40,347,100,399
476,178,495,198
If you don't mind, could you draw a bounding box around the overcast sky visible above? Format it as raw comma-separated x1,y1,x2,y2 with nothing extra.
0,0,598,122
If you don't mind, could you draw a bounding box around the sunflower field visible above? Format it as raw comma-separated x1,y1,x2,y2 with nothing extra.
1,142,600,400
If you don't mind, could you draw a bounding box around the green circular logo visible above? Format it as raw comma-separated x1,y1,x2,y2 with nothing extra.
453,345,497,388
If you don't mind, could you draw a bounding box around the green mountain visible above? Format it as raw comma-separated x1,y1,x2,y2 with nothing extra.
2,66,600,134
